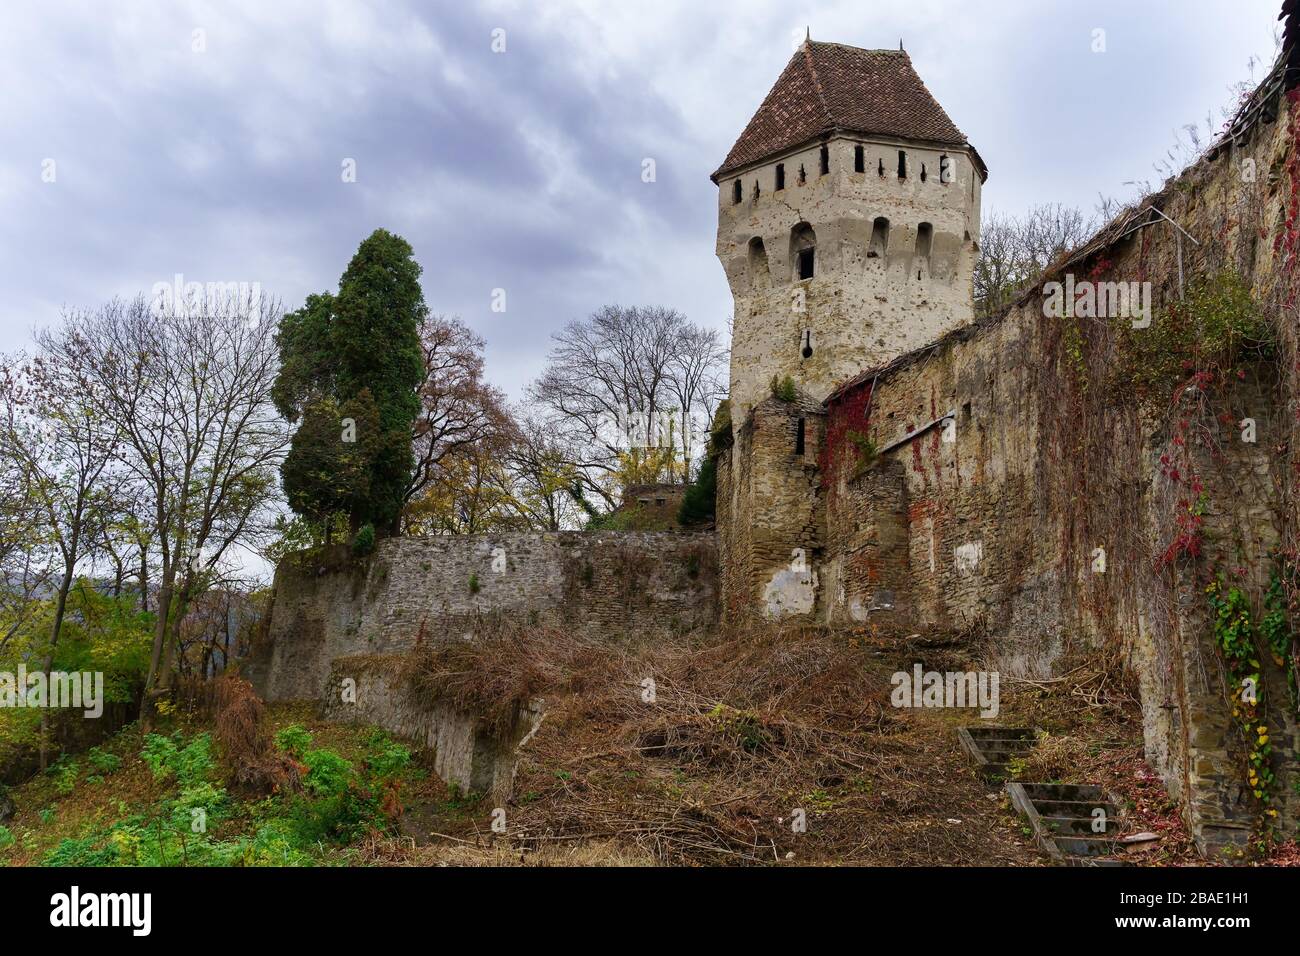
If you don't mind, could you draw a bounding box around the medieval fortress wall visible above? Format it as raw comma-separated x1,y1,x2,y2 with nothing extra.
717,55,1299,854
249,532,717,702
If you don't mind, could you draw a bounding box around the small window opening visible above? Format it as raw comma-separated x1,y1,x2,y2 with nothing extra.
790,222,816,282
915,222,933,277
869,217,890,258
801,329,813,359
797,247,815,280
920,163,927,183
775,163,785,190
748,236,769,289
853,145,865,173
962,401,972,422
897,150,907,178
752,180,760,201
819,144,830,175
732,180,742,204
877,157,885,177
795,417,806,456
798,164,807,185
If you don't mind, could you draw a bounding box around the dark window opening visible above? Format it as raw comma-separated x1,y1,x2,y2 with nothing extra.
819,144,830,175
920,163,927,183
897,150,907,178
775,163,785,190
797,247,815,280
962,401,972,421
869,217,890,258
752,180,760,201
795,417,806,456
790,222,816,282
801,329,813,359
732,180,742,204
915,222,933,278
878,157,885,177
853,145,865,173
748,236,769,289
798,164,806,185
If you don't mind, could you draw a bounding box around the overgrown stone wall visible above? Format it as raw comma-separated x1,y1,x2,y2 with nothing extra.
248,531,718,704
717,69,1300,857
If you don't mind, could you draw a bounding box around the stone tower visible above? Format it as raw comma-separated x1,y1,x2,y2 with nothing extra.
713,40,987,424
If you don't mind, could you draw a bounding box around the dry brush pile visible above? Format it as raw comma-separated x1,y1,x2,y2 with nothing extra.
401,620,1036,866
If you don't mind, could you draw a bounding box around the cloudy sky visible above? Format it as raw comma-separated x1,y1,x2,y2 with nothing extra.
0,0,1284,401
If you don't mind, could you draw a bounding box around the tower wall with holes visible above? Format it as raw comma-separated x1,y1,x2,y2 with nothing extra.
718,135,982,424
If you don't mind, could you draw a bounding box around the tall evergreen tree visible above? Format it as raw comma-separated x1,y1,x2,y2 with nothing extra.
275,229,427,536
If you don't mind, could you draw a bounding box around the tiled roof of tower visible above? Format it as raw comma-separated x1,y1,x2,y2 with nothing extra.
712,41,985,182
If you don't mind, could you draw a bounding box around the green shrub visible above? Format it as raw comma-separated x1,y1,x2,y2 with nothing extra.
42,836,117,867
0,825,13,850
678,454,717,526
770,374,797,402
274,724,313,759
87,747,122,775
140,732,213,787
351,523,376,557
302,748,353,798
48,758,79,796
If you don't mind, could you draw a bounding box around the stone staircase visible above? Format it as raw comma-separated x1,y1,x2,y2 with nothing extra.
956,725,1037,780
958,726,1125,865
1006,783,1124,865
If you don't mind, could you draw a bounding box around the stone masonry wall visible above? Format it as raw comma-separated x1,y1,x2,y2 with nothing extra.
717,394,825,621
248,531,718,704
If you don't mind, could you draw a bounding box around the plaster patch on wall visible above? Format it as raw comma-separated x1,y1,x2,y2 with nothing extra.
954,541,983,575
763,567,818,617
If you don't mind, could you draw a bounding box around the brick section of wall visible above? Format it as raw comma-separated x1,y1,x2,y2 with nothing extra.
248,531,718,703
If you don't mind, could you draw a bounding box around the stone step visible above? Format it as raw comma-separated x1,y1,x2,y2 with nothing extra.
1054,835,1123,857
1017,782,1106,801
1038,815,1119,835
963,726,1036,741
1030,798,1117,817
976,739,1037,756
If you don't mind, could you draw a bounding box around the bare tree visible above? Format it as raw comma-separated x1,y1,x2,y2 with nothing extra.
404,314,513,507
0,415,55,654
503,411,585,531
70,293,288,707
527,305,727,508
974,204,1096,317
0,340,122,765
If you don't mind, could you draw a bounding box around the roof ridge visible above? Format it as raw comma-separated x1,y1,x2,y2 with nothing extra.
801,40,835,128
